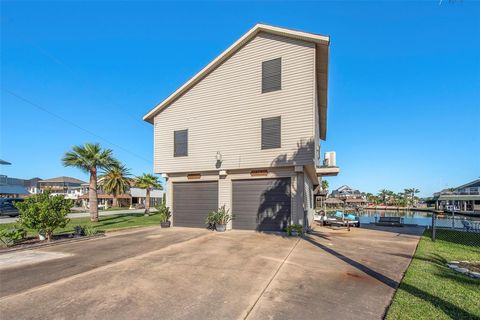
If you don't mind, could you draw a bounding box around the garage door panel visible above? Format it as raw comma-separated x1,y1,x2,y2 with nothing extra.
173,181,218,228
232,178,291,231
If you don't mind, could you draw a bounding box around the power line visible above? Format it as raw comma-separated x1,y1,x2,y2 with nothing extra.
2,88,152,164
6,27,143,119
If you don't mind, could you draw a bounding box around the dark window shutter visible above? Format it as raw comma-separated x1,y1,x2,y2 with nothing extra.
174,129,188,157
262,58,281,93
261,116,281,149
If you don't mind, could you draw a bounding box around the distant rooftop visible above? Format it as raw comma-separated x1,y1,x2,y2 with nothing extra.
455,179,480,190
433,178,480,199
0,184,30,195
39,176,87,184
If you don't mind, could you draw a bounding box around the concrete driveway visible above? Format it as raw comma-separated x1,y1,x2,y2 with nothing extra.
0,225,423,319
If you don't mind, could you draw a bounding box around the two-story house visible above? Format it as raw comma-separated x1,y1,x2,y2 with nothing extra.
433,179,480,213
39,176,86,200
144,24,339,231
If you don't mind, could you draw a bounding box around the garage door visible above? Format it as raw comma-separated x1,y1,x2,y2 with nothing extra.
172,181,218,228
232,178,291,231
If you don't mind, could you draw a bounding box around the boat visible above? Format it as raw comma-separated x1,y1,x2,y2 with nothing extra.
319,211,360,227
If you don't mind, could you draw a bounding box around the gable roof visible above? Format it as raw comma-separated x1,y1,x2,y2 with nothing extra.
143,24,330,140
39,176,86,184
455,179,480,190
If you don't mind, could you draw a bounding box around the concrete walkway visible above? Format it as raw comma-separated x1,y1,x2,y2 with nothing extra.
0,225,423,319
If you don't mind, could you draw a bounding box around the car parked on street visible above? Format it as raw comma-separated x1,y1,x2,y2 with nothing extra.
0,198,24,217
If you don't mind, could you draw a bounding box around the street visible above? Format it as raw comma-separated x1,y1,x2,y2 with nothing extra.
0,208,151,224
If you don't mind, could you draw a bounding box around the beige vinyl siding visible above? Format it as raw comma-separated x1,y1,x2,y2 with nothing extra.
154,32,315,174
304,173,315,227
218,177,232,228
313,46,321,167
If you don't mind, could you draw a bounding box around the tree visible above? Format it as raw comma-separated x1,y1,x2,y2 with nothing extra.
365,192,375,204
410,188,420,206
398,191,409,207
404,188,420,206
321,180,329,191
394,192,407,207
62,143,117,222
378,189,394,205
16,191,73,241
100,163,131,207
135,173,162,215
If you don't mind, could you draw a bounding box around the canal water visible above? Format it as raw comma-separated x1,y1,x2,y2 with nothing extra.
358,210,432,226
354,209,480,228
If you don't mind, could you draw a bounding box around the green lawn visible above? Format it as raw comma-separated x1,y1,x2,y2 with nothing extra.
0,212,161,236
386,229,480,320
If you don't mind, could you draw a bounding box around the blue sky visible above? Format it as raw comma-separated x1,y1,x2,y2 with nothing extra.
1,1,479,197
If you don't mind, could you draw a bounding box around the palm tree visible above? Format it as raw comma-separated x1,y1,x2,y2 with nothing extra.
399,191,409,207
135,173,162,215
406,188,420,206
365,192,375,204
321,180,329,191
62,143,117,222
378,189,396,205
100,163,131,208
395,192,407,207
378,189,390,205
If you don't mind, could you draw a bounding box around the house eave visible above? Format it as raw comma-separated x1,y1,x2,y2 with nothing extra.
316,166,340,177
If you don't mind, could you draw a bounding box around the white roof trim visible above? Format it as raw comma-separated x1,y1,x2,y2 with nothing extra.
143,24,330,123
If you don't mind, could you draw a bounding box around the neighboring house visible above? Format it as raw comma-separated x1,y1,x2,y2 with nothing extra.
24,177,42,194
320,185,367,208
79,182,164,209
0,174,41,198
0,184,30,198
129,187,164,207
39,176,87,199
330,185,365,201
143,24,339,231
433,179,480,212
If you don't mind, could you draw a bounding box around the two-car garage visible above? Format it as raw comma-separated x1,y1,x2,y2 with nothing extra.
172,178,291,231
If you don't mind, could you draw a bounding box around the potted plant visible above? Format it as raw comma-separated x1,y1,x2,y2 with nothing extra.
38,230,46,241
286,224,303,236
156,202,172,228
206,205,232,232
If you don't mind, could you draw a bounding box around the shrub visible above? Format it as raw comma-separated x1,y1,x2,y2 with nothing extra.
73,225,98,236
16,191,73,241
205,205,232,227
286,224,303,236
205,211,218,228
82,225,98,236
0,227,27,247
74,225,84,236
155,202,171,223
